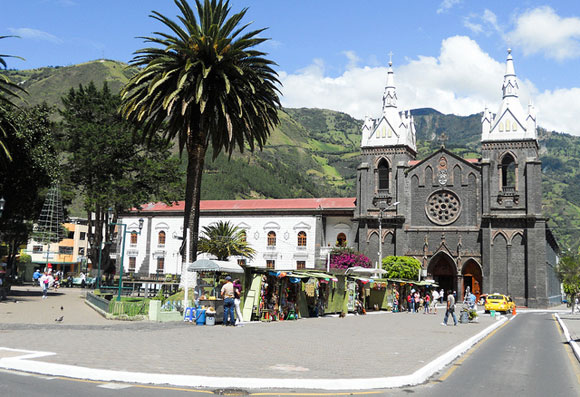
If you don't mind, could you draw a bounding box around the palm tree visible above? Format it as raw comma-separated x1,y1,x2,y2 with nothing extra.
198,220,255,261
120,0,280,261
0,35,26,162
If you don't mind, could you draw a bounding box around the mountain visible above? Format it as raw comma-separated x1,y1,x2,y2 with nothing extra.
4,60,580,252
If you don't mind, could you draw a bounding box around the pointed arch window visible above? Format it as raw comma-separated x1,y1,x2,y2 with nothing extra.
501,154,516,190
378,159,389,191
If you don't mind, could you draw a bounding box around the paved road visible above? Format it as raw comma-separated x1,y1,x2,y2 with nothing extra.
386,312,580,396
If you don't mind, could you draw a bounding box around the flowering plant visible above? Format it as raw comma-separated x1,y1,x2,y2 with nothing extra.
329,249,372,270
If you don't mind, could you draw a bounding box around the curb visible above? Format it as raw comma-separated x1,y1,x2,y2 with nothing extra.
555,313,580,363
0,316,508,391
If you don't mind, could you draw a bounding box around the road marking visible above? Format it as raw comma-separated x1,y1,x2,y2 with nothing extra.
251,391,382,396
98,382,133,390
436,314,511,382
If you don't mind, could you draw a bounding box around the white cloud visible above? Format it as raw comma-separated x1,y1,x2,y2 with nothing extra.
8,27,62,44
507,6,580,61
437,0,461,14
463,9,502,36
279,35,580,135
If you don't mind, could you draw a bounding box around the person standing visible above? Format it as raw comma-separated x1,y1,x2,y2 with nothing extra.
442,289,457,326
424,292,430,314
220,275,236,326
39,271,54,299
233,278,244,325
432,289,440,314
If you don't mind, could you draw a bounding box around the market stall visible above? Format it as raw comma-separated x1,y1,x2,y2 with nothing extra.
186,259,245,324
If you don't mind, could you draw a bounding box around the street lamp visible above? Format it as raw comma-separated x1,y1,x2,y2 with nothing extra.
0,197,5,218
373,198,399,271
110,214,144,301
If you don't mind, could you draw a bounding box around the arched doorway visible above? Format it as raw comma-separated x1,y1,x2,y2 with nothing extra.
427,253,457,296
461,259,483,301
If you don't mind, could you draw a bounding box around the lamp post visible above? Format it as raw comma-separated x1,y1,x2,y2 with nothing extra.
373,198,399,271
110,214,144,301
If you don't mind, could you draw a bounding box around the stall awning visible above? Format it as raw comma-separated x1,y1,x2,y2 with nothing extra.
293,271,338,282
187,259,245,274
345,266,387,276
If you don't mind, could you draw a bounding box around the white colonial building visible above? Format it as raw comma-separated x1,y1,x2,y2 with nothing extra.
118,198,356,276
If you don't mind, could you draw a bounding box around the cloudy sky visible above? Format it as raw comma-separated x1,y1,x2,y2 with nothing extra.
3,1,580,134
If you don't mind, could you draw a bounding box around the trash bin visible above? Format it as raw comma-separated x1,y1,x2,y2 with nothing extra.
205,311,216,326
195,308,206,325
460,311,469,324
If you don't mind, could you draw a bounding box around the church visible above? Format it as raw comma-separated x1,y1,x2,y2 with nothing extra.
354,50,560,308
120,50,560,308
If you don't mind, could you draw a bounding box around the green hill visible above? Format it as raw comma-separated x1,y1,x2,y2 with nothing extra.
4,60,580,252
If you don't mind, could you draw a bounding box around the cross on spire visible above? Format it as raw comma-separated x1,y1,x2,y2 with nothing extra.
438,132,448,147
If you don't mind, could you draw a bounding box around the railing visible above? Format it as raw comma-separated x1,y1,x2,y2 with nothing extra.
86,292,110,313
502,186,516,193
161,299,184,312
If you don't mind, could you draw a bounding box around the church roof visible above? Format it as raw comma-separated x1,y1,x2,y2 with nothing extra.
134,197,356,213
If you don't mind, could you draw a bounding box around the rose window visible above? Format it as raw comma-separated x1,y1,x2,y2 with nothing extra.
426,190,461,225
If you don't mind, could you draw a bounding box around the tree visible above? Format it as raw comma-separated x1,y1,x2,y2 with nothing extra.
197,220,255,261
120,0,281,262
382,256,422,280
0,35,26,163
0,104,59,273
555,254,580,313
60,82,183,274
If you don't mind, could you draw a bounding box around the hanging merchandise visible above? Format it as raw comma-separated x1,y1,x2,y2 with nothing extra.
305,277,317,297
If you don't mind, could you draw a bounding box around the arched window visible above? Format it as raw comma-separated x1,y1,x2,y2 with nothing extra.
336,233,347,247
378,159,389,191
501,154,516,189
130,232,138,245
158,231,166,246
297,231,307,247
267,231,276,247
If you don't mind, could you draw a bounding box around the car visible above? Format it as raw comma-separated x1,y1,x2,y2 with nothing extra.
484,293,515,314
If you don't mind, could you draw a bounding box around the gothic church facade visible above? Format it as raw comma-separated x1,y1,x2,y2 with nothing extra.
354,50,560,308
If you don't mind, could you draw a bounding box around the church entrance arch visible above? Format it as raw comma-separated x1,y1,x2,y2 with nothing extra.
427,253,457,296
461,259,482,302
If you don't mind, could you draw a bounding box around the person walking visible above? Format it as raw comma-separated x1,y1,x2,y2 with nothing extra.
442,289,457,326
220,275,236,326
233,278,244,325
424,292,430,314
32,269,41,286
414,291,420,313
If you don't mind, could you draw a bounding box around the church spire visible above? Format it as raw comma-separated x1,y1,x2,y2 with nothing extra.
382,54,397,111
361,53,416,153
502,48,519,99
481,49,536,142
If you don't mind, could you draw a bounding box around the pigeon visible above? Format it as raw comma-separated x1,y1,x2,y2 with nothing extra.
55,316,64,322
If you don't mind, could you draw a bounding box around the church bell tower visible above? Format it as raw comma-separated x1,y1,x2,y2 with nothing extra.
480,49,546,307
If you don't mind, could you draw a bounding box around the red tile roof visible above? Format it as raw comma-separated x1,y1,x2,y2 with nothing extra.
135,197,356,213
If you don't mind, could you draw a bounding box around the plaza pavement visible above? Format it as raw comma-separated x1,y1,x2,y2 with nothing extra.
0,285,568,390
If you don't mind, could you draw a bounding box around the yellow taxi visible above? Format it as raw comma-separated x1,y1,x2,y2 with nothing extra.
484,293,515,314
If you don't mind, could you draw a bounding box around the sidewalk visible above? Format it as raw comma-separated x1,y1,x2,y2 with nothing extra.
0,286,509,390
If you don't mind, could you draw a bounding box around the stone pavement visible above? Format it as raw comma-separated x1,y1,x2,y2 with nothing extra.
0,285,505,382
